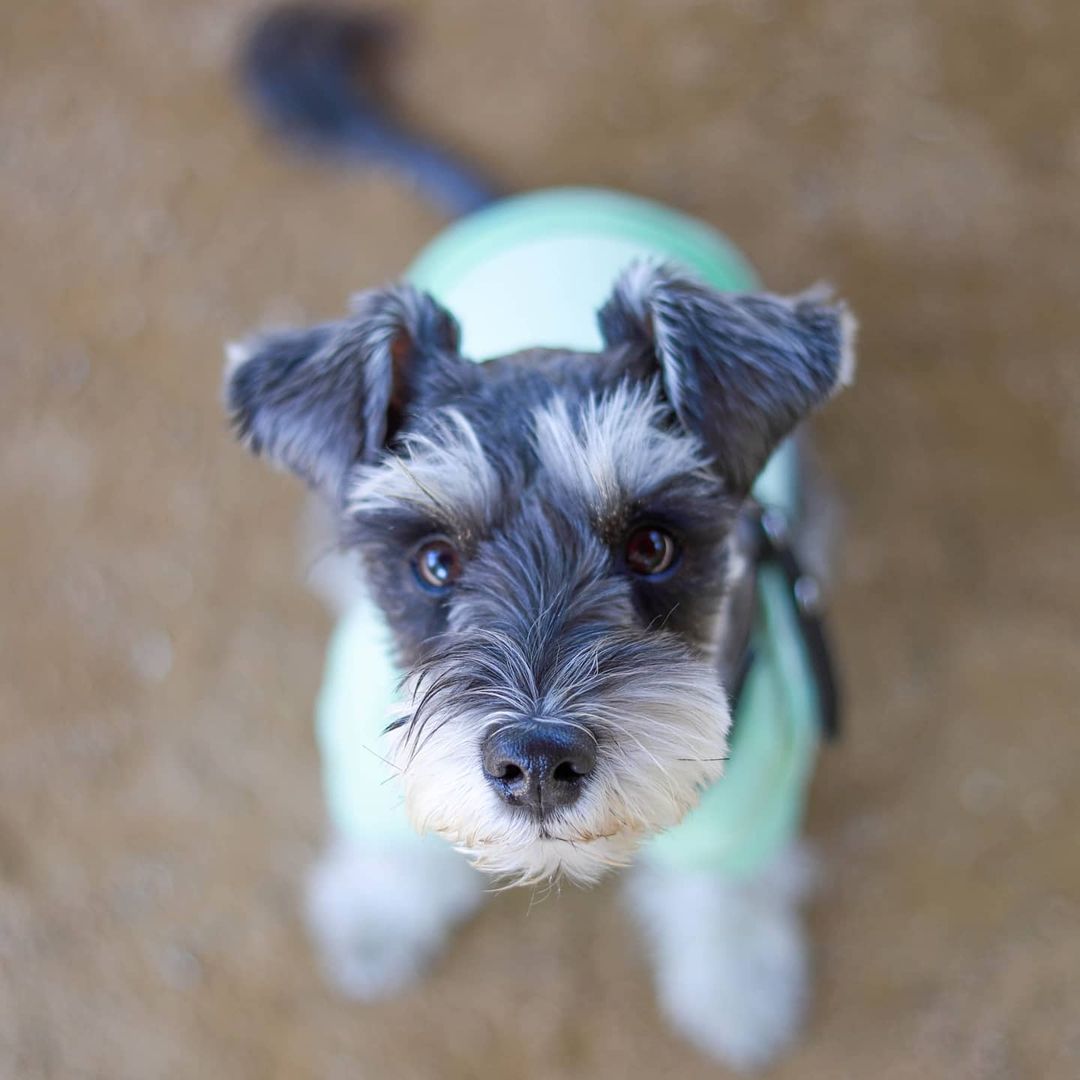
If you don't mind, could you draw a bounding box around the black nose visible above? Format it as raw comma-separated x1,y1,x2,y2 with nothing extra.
481,721,596,816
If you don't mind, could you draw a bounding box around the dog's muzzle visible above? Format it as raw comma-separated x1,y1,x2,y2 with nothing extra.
481,721,597,816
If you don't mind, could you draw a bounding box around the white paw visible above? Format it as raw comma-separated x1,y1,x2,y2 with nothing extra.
305,838,486,1000
652,897,809,1071
627,851,815,1072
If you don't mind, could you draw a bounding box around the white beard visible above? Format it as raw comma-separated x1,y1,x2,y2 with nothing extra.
390,660,730,885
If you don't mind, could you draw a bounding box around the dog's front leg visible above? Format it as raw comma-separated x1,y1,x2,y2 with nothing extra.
625,846,817,1072
306,835,486,1000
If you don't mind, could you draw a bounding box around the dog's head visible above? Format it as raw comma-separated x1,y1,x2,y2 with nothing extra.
226,261,855,884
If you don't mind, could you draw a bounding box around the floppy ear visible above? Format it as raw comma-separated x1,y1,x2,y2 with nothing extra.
598,261,856,495
224,285,462,503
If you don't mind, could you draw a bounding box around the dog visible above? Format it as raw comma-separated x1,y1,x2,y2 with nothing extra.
225,8,856,1070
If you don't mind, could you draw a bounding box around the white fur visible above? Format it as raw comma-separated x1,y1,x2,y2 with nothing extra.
836,307,859,391
223,340,252,382
348,408,501,538
626,846,818,1072
532,381,712,517
390,655,729,886
299,495,368,615
305,837,487,999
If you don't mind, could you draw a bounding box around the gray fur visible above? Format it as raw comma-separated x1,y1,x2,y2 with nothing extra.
598,261,855,494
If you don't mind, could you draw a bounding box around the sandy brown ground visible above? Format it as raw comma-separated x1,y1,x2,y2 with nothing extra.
2,1,1079,1077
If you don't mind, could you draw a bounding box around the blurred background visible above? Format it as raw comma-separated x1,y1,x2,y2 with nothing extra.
2,1,1079,1077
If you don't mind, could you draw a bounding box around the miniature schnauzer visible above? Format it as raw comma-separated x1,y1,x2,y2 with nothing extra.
224,7,856,1070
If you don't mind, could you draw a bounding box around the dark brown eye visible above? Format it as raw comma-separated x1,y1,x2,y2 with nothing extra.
412,537,462,591
624,526,679,577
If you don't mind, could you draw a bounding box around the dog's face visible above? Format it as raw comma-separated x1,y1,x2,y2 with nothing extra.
226,262,854,883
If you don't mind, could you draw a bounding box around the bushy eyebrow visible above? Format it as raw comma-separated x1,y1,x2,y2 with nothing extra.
347,408,504,541
347,382,729,556
531,382,720,519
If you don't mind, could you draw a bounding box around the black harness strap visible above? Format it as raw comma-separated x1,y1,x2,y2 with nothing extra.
728,504,842,742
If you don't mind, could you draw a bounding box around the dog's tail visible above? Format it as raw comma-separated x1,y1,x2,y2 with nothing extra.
238,5,499,218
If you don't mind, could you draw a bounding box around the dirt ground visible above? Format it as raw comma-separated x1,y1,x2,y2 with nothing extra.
2,1,1079,1077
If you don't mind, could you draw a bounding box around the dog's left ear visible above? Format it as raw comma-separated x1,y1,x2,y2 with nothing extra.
598,262,856,494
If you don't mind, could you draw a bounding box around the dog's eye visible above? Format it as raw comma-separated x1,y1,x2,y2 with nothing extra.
412,537,462,591
624,526,679,577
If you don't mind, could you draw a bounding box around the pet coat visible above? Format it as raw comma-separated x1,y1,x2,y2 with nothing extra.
317,189,824,878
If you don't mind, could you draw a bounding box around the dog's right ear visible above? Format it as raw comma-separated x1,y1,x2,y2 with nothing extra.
224,285,462,503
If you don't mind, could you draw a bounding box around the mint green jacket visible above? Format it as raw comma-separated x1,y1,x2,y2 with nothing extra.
317,190,822,879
